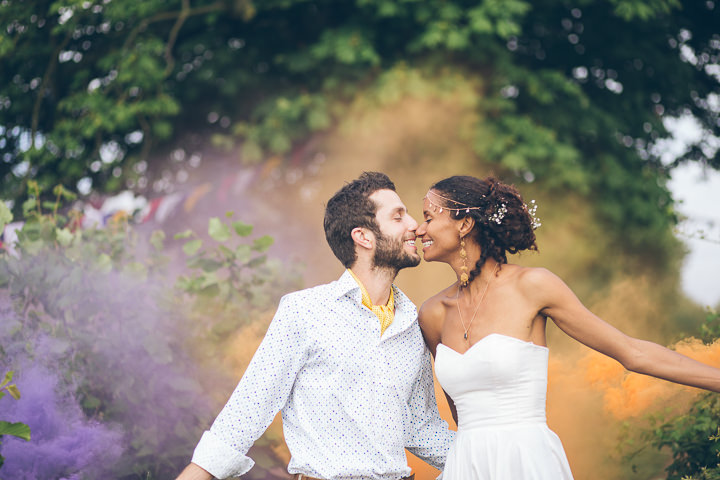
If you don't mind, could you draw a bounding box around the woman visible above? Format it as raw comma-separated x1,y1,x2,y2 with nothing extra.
416,175,720,479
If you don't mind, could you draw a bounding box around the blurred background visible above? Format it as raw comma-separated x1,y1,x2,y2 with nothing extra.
1,1,719,479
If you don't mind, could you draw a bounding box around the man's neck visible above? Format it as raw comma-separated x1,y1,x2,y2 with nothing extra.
349,263,397,306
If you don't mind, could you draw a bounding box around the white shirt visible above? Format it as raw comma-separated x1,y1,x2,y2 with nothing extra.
191,271,455,479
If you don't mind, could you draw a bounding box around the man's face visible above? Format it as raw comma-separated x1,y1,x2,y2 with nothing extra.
368,189,420,270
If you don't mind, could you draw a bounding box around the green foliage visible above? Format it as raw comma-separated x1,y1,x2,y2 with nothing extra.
0,371,30,469
651,394,720,479
609,0,682,21
699,309,720,344
176,211,300,342
0,183,300,478
0,421,30,442
0,371,21,401
1,0,718,268
623,309,720,480
0,203,12,232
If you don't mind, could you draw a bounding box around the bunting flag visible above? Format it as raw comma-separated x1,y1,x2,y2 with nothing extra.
0,221,23,256
183,183,213,213
1,151,326,250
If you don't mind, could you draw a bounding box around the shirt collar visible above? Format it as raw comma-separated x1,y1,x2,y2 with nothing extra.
334,269,364,300
346,268,394,311
333,270,417,333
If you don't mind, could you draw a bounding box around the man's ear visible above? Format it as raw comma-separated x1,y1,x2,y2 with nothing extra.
459,216,475,238
351,227,374,251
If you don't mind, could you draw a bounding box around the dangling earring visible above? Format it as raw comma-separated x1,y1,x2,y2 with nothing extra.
459,236,469,287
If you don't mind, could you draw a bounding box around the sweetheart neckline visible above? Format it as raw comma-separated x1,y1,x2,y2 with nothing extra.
437,333,548,356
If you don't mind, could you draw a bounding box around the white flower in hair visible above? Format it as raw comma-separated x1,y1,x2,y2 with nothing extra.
490,203,507,224
524,199,541,230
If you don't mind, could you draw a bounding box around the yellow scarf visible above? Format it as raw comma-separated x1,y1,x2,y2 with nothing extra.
347,269,395,335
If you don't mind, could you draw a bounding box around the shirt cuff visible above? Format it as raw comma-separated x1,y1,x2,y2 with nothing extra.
191,430,254,479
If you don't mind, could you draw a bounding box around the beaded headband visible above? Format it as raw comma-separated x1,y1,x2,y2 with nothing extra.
424,190,542,229
424,190,484,216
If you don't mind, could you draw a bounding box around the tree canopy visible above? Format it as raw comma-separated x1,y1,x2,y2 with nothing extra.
1,0,719,261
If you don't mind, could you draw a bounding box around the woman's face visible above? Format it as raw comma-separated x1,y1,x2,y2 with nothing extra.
416,193,463,263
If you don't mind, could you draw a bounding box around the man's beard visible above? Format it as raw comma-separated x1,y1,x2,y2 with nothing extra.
372,232,420,271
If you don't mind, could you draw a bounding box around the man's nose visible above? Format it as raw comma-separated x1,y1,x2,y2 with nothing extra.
407,214,419,232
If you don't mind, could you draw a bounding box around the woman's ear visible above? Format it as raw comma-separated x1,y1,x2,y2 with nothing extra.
459,216,475,237
351,227,374,250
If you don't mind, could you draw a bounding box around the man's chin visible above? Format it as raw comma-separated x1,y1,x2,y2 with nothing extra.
372,253,420,271
397,254,421,270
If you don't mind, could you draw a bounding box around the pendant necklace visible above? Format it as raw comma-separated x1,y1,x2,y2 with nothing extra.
456,263,499,340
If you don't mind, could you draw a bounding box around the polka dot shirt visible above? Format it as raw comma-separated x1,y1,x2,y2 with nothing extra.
191,271,455,479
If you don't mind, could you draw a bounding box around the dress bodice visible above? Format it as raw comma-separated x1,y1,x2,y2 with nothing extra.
435,333,549,431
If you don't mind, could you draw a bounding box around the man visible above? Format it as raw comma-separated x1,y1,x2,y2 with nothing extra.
176,172,454,480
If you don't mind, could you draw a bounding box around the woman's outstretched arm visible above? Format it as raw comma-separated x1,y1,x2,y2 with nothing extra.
523,267,720,393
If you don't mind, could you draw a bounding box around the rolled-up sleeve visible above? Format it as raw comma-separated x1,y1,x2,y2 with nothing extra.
405,347,455,471
191,295,308,478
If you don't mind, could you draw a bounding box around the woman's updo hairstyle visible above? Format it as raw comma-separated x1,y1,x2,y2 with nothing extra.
429,175,538,286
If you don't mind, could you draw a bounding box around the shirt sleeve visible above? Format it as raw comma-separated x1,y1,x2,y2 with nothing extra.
405,346,455,471
191,294,308,479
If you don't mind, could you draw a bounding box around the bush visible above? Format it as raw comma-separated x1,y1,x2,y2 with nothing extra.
624,309,720,480
0,184,301,479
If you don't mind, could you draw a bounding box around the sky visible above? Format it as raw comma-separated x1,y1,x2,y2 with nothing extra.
663,115,720,307
668,163,720,307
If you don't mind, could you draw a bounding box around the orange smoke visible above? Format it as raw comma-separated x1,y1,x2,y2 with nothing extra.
582,337,720,420
182,80,711,479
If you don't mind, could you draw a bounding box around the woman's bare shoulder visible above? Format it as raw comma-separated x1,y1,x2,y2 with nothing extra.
512,265,577,310
513,265,561,289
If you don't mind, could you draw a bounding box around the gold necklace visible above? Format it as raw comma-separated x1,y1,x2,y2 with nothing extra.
456,263,499,340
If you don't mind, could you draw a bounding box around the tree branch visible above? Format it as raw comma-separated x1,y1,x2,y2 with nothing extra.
123,1,226,52
164,0,191,77
137,114,153,162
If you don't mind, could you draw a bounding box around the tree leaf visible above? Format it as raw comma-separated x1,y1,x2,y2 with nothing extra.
196,258,223,272
55,227,74,247
0,371,12,389
232,221,253,237
248,254,267,268
236,244,252,262
208,217,231,242
22,198,36,215
174,229,194,240
218,245,235,260
252,235,274,252
0,421,31,441
96,253,112,273
183,239,203,256
150,230,165,251
5,385,20,400
0,202,12,231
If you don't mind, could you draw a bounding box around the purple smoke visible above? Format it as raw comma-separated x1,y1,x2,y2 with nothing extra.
0,213,294,478
0,258,219,478
0,364,124,479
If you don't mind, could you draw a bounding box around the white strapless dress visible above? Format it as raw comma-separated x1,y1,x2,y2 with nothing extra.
435,333,573,479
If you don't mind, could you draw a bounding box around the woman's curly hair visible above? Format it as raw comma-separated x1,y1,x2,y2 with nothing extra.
430,175,538,285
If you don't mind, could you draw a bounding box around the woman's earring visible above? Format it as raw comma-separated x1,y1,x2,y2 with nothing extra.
459,236,469,287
